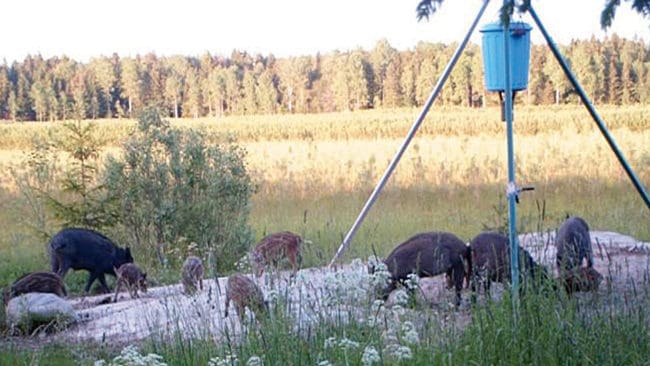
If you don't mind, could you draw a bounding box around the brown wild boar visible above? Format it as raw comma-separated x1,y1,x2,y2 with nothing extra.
379,231,471,306
250,231,302,277
563,266,603,294
4,271,67,304
181,256,204,295
224,274,268,322
470,231,550,294
113,263,147,302
556,216,594,273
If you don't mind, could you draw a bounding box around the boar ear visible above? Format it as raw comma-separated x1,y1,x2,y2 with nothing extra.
143,272,147,279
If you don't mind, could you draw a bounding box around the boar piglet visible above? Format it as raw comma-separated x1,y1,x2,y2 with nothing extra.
380,231,471,307
556,216,594,273
181,256,204,295
250,231,302,277
49,228,133,294
113,263,147,302
224,274,268,323
4,271,67,304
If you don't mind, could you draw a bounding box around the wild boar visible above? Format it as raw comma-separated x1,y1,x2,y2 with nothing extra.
556,216,594,273
113,263,147,302
181,256,204,295
250,231,302,277
224,274,267,322
49,228,133,294
4,271,67,304
562,266,603,294
379,231,471,306
469,231,550,294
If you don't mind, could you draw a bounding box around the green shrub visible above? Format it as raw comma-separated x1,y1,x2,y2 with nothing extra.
103,107,255,271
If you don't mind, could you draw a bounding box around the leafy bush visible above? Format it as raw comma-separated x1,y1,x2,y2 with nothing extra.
103,107,255,271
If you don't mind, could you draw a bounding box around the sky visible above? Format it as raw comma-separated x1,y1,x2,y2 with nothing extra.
2,0,649,63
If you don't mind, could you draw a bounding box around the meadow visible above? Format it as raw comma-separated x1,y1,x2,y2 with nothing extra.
1,105,650,364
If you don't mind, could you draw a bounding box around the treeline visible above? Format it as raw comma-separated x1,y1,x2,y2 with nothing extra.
1,35,648,121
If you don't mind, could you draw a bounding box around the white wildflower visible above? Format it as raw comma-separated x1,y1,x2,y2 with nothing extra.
98,345,167,366
246,356,262,366
384,344,412,361
369,261,391,289
390,304,406,316
294,269,311,285
338,337,360,350
405,273,420,290
382,328,399,344
371,299,384,312
324,336,338,349
208,354,238,366
392,289,409,307
266,289,279,303
317,360,333,366
394,345,413,360
401,321,420,344
350,258,364,269
361,346,381,366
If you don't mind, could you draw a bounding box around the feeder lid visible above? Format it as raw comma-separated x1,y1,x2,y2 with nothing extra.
480,21,532,33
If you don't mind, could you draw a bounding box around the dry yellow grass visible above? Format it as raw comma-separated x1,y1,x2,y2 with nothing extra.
241,128,650,196
1,123,649,197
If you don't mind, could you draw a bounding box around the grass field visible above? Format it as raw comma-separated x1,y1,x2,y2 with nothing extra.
1,105,649,283
1,105,650,364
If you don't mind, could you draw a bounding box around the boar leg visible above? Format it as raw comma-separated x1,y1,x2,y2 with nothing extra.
224,293,231,318
451,261,465,307
97,273,111,294
56,259,71,279
85,272,98,293
113,279,122,302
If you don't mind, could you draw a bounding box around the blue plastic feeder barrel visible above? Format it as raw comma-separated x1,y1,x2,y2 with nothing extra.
480,21,532,91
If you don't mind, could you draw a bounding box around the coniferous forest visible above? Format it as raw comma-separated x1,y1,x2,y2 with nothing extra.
1,35,649,122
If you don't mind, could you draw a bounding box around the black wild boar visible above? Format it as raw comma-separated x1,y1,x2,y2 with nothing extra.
48,228,133,294
470,231,550,294
4,271,67,304
250,231,302,277
181,256,204,295
224,274,268,322
556,216,594,273
379,231,471,306
113,263,147,301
